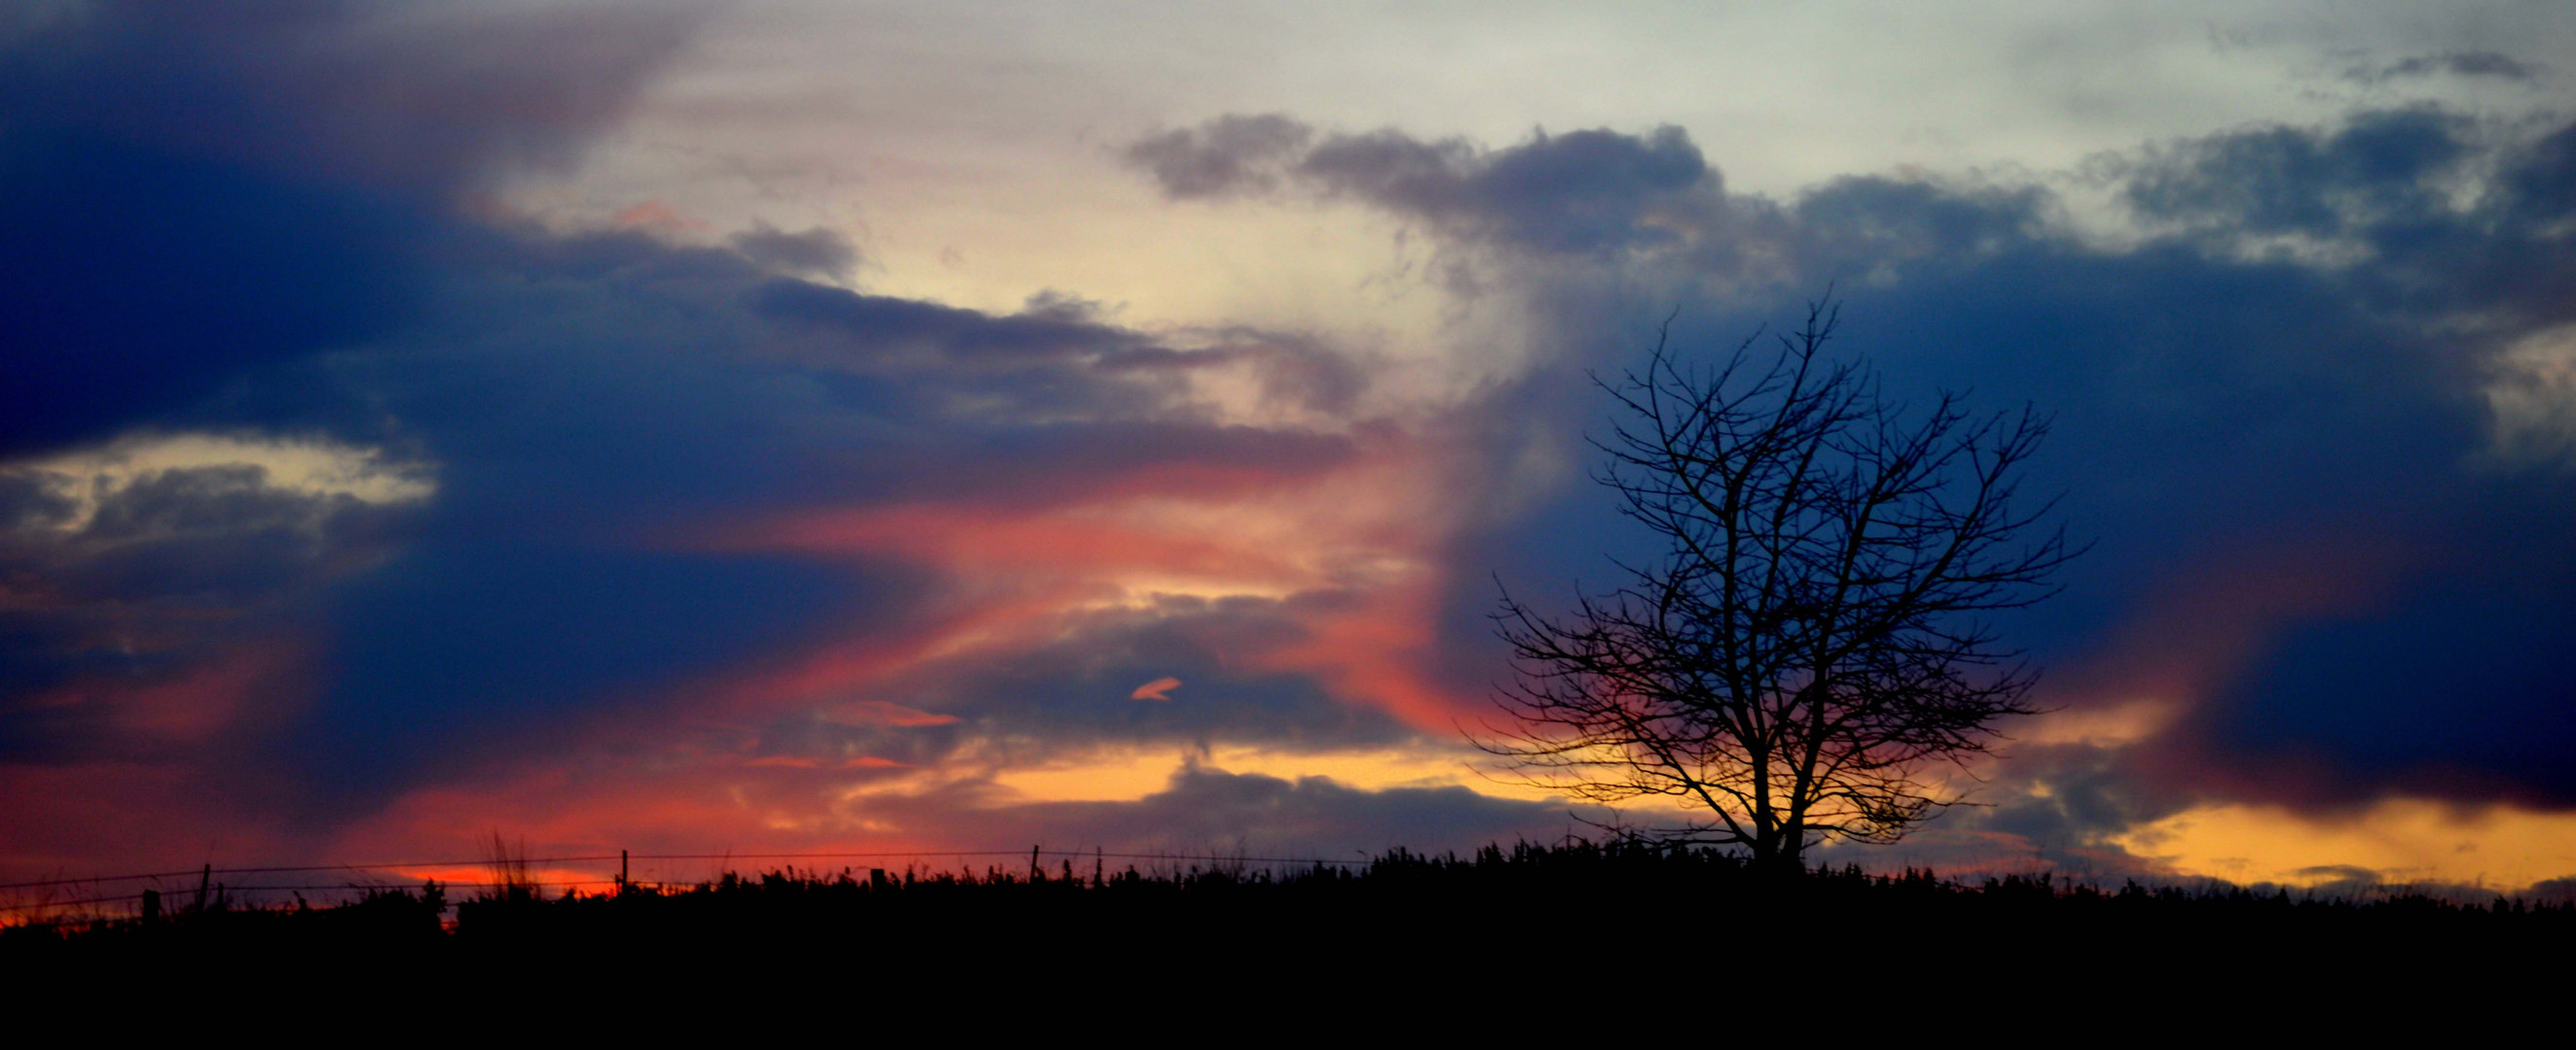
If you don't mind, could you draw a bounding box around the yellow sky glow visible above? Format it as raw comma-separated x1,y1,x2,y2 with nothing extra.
2116,798,2576,892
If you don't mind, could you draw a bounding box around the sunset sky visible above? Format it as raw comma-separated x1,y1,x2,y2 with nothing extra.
7,1,2576,895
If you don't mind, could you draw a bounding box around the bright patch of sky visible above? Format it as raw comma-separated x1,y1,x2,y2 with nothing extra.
7,433,435,532
501,1,2574,411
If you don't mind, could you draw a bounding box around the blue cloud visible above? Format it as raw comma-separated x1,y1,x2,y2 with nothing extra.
0,1,693,457
1244,108,2576,814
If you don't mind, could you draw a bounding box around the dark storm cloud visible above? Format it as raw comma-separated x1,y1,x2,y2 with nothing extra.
1130,116,1735,257
0,215,1380,816
1789,176,2055,278
2502,122,2576,225
0,464,414,638
2349,52,2545,85
1124,114,1314,198
1308,124,1716,255
288,226,1360,527
0,461,414,760
253,226,1379,808
2183,505,2576,809
1958,745,2180,857
1892,119,2574,812
756,280,1156,362
1861,136,2573,812
293,541,912,805
863,764,1566,860
2118,108,2470,236
0,472,80,531
0,0,696,457
12,0,2575,871
0,1,699,191
2030,113,2576,809
52,466,407,601
0,133,436,458
1132,109,2576,818
1,4,1392,829
2110,110,2576,329
754,279,1370,431
1804,741,2190,880
729,223,858,278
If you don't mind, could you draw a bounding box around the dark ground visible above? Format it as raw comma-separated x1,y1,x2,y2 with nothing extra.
6,843,2564,1027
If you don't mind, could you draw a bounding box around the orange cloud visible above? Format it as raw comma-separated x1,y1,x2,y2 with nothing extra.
756,504,1314,588
746,754,912,769
691,426,1482,734
837,700,958,726
111,425,1508,887
1254,574,1479,731
609,199,709,232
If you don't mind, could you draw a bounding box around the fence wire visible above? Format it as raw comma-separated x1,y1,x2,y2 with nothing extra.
0,848,1369,916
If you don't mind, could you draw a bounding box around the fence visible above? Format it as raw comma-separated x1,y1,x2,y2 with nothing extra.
0,847,1370,921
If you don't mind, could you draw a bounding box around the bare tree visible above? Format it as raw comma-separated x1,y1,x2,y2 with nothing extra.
1479,299,2072,874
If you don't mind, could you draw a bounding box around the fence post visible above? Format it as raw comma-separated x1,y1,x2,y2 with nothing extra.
140,889,159,925
619,849,629,890
193,863,211,913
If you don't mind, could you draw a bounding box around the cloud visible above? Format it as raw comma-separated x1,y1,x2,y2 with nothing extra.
729,223,858,278
849,762,1570,859
0,437,430,765
1124,114,1314,199
238,222,1431,811
1130,116,1750,261
1143,108,2576,824
0,0,697,458
2348,52,2545,85
0,1,701,192
2117,108,2470,237
718,590,1440,787
2501,121,2576,228
0,91,1474,854
13,5,2576,885
1809,739,2189,881
309,749,1576,876
2,5,1434,855
93,98,2546,858
750,279,1370,428
2485,325,2576,468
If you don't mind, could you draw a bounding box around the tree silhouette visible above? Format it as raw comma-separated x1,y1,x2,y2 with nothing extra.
1480,298,2073,873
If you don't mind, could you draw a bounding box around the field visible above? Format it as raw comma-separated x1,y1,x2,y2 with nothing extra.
9,842,2565,998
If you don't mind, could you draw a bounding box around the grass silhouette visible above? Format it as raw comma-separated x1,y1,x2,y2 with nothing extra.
6,840,2567,1010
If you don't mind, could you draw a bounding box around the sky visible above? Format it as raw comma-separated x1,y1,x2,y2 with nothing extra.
5,0,2576,894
